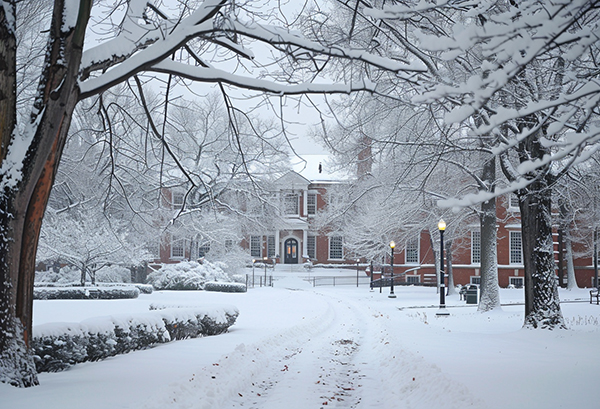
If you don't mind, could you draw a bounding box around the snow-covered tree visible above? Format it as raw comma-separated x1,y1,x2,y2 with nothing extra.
316,0,600,328
0,0,424,387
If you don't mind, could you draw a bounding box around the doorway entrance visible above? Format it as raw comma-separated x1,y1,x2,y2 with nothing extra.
284,238,299,264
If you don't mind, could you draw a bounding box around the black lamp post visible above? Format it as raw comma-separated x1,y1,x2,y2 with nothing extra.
437,219,449,315
389,241,396,298
356,259,360,287
252,259,255,287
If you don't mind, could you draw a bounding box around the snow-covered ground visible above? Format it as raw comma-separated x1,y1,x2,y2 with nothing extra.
2,266,598,409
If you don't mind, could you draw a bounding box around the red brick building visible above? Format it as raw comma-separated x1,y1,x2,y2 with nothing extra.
156,157,598,288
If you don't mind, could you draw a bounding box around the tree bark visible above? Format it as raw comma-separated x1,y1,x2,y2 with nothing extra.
478,156,500,312
564,233,578,290
518,178,565,329
0,0,92,387
446,239,455,295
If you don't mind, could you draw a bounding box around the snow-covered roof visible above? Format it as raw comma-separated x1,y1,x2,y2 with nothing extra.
291,154,349,183
274,171,311,190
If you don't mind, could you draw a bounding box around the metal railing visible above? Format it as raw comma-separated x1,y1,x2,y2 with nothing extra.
246,274,273,288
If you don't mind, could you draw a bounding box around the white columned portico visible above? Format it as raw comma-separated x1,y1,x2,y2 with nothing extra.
303,229,308,259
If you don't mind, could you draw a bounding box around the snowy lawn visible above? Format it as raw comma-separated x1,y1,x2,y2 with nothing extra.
1,267,598,409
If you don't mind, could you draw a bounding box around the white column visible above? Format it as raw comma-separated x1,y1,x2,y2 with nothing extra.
275,230,280,259
302,229,308,259
303,189,308,217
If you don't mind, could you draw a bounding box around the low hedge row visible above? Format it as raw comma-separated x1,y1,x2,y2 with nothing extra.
35,282,154,293
34,286,140,300
204,281,247,293
32,306,239,372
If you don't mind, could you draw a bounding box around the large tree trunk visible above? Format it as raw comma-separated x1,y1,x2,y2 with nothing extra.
446,239,455,295
518,179,565,329
0,0,91,387
478,156,500,312
430,232,440,294
564,233,578,290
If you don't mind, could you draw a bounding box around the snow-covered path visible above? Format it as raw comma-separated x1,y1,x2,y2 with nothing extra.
2,268,598,409
139,274,484,409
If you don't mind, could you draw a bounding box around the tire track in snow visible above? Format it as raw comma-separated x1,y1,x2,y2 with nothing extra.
138,290,363,409
139,288,486,409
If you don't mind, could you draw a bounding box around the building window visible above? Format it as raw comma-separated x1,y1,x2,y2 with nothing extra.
329,236,343,260
405,237,419,264
307,235,316,259
225,239,233,250
198,242,211,258
406,275,420,284
171,236,185,259
150,241,161,260
250,235,262,258
307,193,317,215
509,276,524,288
510,231,523,265
470,276,481,285
509,194,520,211
284,193,299,215
471,231,481,264
267,235,276,258
172,192,184,209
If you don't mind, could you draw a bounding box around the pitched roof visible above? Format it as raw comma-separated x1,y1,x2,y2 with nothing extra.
291,154,349,183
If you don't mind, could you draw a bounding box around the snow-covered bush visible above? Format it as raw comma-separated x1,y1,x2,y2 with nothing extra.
32,306,239,372
204,281,247,293
96,265,131,283
34,286,140,300
34,282,153,294
98,282,154,294
147,260,232,290
35,265,80,284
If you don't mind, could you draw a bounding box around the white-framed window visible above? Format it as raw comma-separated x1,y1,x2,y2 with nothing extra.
406,275,420,284
307,193,317,215
329,236,343,260
509,276,524,288
250,235,262,258
471,231,481,264
197,242,211,258
267,235,276,258
171,236,185,259
405,237,419,264
470,276,481,285
509,194,520,211
284,193,299,215
150,240,161,260
172,191,184,209
509,231,523,265
307,235,316,259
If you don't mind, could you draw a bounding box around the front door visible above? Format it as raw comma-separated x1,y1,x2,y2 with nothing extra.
284,238,299,264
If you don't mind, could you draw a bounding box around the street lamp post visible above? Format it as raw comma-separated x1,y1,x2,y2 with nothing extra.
356,259,360,287
389,241,396,298
370,260,374,291
437,219,449,316
252,259,255,287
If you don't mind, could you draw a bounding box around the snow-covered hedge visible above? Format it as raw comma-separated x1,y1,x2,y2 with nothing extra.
147,260,232,290
99,282,154,294
32,306,239,373
34,282,153,294
204,281,247,293
34,286,140,300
